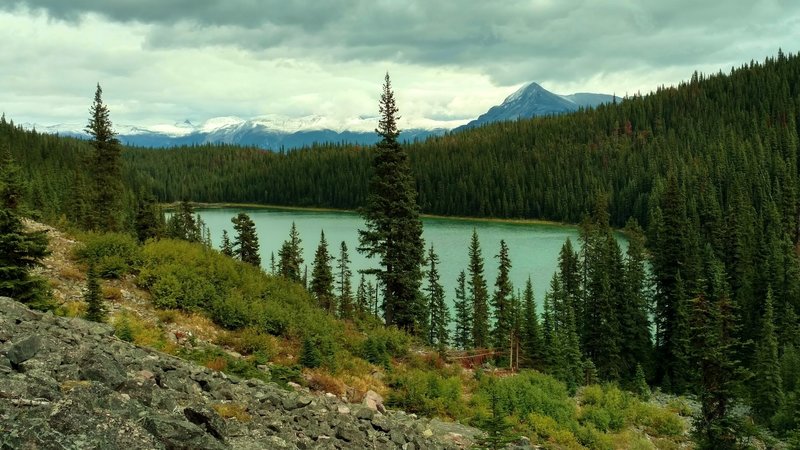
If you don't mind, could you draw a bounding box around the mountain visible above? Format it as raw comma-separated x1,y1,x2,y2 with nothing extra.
457,82,618,130
23,115,451,151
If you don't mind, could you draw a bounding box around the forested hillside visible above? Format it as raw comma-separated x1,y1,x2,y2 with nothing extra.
3,51,800,447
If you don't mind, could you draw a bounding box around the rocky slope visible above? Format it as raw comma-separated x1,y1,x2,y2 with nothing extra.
0,297,490,449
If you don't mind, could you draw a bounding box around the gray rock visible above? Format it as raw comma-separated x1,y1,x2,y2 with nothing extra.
335,423,363,443
7,334,41,366
79,349,126,389
144,415,226,450
372,414,392,432
184,404,227,441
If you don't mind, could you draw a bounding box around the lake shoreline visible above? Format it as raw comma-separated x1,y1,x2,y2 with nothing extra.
165,201,573,228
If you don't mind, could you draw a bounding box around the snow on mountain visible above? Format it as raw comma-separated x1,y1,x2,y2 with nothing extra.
457,83,619,130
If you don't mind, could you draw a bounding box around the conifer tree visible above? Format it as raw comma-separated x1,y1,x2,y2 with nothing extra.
474,379,515,450
620,218,653,379
134,191,164,243
356,274,368,316
278,222,303,282
691,247,745,449
468,229,490,348
491,240,513,354
633,364,650,400
311,231,336,314
166,201,203,243
521,277,542,369
453,270,472,349
337,241,354,320
85,83,123,231
300,336,322,368
426,244,450,349
231,212,260,267
83,263,106,323
751,288,783,421
270,252,276,274
220,230,234,257
0,151,50,308
358,73,425,334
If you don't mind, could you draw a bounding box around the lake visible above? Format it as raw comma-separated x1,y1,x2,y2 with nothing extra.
197,207,597,312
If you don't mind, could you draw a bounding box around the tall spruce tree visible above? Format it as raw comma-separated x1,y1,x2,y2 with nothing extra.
521,277,543,369
751,288,783,422
358,73,425,334
337,241,355,320
231,212,260,267
491,240,513,355
691,246,745,449
0,151,50,308
454,270,472,349
356,274,368,316
468,229,490,348
85,83,123,231
426,244,450,349
311,231,336,314
278,222,304,282
620,218,653,379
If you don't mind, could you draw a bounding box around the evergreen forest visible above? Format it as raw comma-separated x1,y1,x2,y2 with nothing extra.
3,52,800,448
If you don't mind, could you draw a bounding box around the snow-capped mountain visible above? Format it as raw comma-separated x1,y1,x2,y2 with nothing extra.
23,114,458,150
457,82,619,130
22,114,463,150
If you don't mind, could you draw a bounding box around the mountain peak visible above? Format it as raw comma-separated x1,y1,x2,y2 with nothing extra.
458,82,619,130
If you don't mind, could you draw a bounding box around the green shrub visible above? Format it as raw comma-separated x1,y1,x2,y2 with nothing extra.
387,368,465,418
74,232,141,279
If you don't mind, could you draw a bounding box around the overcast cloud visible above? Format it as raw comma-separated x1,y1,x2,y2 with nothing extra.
1,0,798,128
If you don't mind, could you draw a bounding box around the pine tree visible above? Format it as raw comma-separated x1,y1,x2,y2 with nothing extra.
358,73,425,334
620,218,653,379
337,241,355,320
311,231,336,314
474,378,515,450
468,229,490,348
426,244,450,349
83,263,106,323
300,336,322,368
166,201,203,243
633,364,650,400
491,239,513,355
751,287,783,422
85,83,123,231
231,212,260,267
220,230,234,257
270,252,276,274
521,277,542,369
134,191,164,243
453,270,472,349
0,151,50,308
690,246,745,449
356,274,368,316
278,222,303,282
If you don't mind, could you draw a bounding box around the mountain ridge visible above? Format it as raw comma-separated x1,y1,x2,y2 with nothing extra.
457,82,619,130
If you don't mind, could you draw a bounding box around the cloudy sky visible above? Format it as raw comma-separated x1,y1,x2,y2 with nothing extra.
1,0,799,130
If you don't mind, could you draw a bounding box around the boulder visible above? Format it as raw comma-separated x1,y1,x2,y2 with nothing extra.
7,334,42,367
362,389,385,413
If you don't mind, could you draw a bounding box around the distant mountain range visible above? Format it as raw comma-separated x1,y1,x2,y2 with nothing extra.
24,115,449,150
23,83,618,150
456,82,619,130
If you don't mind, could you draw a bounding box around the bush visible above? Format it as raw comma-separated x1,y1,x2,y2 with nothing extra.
387,368,465,418
74,232,141,279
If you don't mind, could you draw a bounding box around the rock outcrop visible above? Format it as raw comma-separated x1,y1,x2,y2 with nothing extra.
0,297,480,449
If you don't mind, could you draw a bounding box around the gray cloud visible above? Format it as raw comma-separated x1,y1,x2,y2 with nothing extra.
2,0,799,128
6,0,800,87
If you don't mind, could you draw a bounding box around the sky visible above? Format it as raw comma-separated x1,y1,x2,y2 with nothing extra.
1,0,799,130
